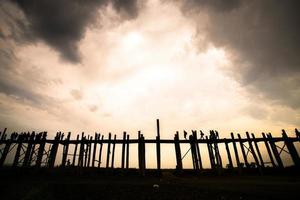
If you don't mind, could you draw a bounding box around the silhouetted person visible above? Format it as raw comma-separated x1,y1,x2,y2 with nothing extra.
200,130,204,139
184,130,188,139
295,128,300,138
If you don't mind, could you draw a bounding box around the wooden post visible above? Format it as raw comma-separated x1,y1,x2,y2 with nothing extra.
262,132,276,167
126,134,130,169
98,135,104,168
174,132,182,171
246,132,260,167
282,130,300,167
231,133,241,171
78,133,85,167
194,131,203,170
267,133,284,168
251,133,264,168
62,132,71,167
48,132,60,168
213,131,222,169
156,119,161,174
36,132,47,167
13,134,24,167
237,133,249,168
138,131,141,170
111,135,116,168
189,135,196,170
224,139,233,169
106,133,111,168
92,133,98,168
121,131,126,169
0,128,7,141
0,135,12,167
84,136,89,167
206,136,215,169
72,134,79,166
23,132,35,167
141,134,146,174
87,136,92,167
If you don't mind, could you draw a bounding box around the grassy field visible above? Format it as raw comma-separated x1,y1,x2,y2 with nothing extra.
0,168,299,200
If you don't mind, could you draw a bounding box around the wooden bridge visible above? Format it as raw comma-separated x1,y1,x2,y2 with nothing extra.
1,120,300,174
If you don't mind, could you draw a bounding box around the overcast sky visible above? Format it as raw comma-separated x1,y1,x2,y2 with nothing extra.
0,0,299,142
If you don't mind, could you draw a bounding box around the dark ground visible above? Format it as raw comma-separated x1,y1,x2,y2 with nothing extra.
0,167,299,200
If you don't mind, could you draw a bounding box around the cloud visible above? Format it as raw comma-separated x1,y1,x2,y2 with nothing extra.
70,89,83,100
9,0,140,63
180,0,300,108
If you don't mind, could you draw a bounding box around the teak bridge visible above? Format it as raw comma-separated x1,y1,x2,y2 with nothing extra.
1,120,300,174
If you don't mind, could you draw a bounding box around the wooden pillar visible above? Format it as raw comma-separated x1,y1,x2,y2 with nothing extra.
98,135,104,168
237,133,249,168
36,132,47,167
174,132,182,171
262,132,276,167
78,133,85,167
224,139,233,169
106,133,111,168
72,134,79,166
267,133,284,168
23,132,35,167
251,133,265,168
84,136,89,167
121,131,126,169
231,133,241,171
0,136,12,167
62,132,71,167
87,136,92,167
190,134,199,170
156,119,161,174
213,132,222,169
92,133,98,168
194,131,203,170
0,128,7,141
246,132,261,169
282,130,300,167
206,136,215,169
111,135,116,168
13,134,24,167
141,134,146,174
126,134,130,169
48,132,60,168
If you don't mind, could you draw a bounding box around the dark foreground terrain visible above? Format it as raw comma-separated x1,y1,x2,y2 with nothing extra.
0,168,299,200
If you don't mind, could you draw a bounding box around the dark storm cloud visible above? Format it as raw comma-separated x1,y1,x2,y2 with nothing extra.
181,0,300,108
11,0,139,63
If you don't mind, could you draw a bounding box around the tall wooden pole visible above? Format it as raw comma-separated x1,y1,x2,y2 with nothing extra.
156,119,161,175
